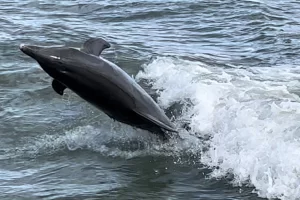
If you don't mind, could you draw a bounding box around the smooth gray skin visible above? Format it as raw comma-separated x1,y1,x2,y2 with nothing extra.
20,38,177,138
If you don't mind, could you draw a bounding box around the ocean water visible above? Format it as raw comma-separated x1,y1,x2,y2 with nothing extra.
1,0,300,199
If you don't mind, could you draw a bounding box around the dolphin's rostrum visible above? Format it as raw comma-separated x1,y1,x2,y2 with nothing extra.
20,38,177,138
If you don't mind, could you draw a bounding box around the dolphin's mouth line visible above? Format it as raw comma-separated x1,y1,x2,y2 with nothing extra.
50,55,61,60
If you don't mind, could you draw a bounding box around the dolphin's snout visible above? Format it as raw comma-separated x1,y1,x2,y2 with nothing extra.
19,44,25,50
19,44,31,56
19,44,45,58
19,44,32,55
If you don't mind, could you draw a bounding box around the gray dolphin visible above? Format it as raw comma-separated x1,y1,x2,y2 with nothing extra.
20,38,177,138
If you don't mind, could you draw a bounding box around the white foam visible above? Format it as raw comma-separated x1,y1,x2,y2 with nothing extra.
136,56,300,200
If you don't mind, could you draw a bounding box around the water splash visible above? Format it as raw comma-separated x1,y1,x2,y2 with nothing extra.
136,56,300,200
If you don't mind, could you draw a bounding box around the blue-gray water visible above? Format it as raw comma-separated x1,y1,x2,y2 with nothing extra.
1,1,300,199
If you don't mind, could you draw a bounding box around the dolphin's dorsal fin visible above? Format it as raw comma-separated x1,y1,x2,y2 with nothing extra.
52,79,66,95
81,38,111,56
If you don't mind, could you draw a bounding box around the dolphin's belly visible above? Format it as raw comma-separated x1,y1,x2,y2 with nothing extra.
66,79,161,132
75,86,163,134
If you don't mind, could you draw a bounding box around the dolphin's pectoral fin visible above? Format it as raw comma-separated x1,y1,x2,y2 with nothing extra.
81,38,111,56
133,109,178,133
52,79,66,95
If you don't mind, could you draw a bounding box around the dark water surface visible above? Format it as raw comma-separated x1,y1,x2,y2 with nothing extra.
1,1,300,199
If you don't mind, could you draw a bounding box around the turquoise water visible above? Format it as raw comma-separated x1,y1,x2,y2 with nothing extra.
1,1,300,199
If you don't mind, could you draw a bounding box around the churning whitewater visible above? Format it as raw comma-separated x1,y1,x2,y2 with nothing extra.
136,56,300,199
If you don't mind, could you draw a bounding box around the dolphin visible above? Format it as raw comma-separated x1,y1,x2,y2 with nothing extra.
20,38,177,138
